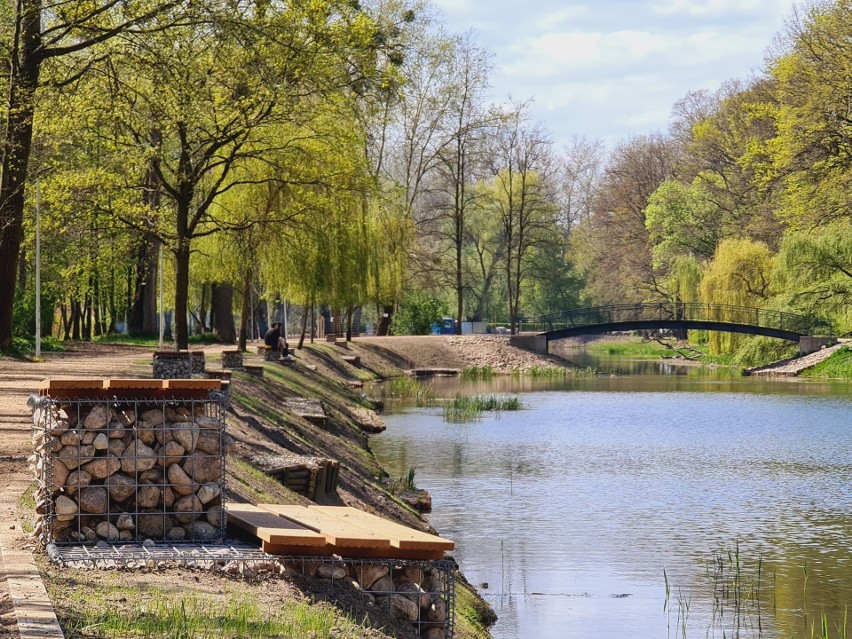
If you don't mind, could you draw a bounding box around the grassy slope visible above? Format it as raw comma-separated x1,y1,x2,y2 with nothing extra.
801,344,852,379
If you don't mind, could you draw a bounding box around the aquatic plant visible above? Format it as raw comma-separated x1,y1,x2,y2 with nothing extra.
462,366,495,379
381,376,435,406
443,394,523,423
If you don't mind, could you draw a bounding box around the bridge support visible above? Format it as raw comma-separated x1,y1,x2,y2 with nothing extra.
799,336,837,355
509,334,548,355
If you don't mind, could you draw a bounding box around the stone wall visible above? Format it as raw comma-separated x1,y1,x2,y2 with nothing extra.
152,351,193,378
31,391,228,545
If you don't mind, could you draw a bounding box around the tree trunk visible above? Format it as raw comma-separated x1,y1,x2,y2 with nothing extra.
174,237,190,349
377,305,393,336
298,300,310,350
211,282,235,343
0,0,42,348
238,267,252,352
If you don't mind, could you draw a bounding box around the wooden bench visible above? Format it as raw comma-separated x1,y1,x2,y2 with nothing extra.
226,502,454,559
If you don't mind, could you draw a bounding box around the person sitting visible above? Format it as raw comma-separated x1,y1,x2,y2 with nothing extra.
265,322,295,360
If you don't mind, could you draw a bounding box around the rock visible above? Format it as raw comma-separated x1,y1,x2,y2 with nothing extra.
369,575,394,595
106,474,136,502
96,521,120,541
139,467,163,483
119,530,134,542
206,507,223,529
189,520,218,541
173,406,193,419
54,495,78,517
400,566,424,585
182,453,221,483
65,470,92,496
317,564,346,579
167,526,186,541
81,430,96,446
163,486,176,508
116,513,135,531
58,445,83,469
171,422,199,452
167,463,195,496
158,441,185,467
120,439,157,473
174,494,202,524
78,487,108,514
389,594,419,621
116,410,136,427
107,439,126,457
47,459,70,492
424,596,448,622
395,578,430,608
60,430,80,447
136,425,157,446
81,526,96,542
136,482,161,508
84,456,121,480
84,405,114,430
353,565,389,589
92,433,109,450
422,628,445,639
139,409,166,426
107,421,126,440
194,416,220,430
45,436,63,454
196,482,221,505
137,512,173,538
195,431,223,455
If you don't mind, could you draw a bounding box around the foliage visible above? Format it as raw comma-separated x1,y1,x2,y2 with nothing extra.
380,376,435,406
733,336,799,368
443,393,522,422
801,345,852,379
12,289,55,339
391,290,447,335
700,239,775,354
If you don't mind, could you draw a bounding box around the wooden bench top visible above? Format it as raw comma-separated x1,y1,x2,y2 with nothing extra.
225,503,326,547
259,504,391,549
308,506,454,551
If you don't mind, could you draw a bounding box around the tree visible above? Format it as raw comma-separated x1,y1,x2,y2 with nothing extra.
700,238,775,353
0,0,184,348
573,134,675,306
488,105,557,334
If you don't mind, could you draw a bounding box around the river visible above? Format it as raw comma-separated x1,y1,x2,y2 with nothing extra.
369,354,852,639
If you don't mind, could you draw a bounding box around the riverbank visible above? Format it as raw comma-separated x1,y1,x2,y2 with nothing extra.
0,338,516,639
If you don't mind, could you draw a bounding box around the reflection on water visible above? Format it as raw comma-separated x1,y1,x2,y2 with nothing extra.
370,357,852,639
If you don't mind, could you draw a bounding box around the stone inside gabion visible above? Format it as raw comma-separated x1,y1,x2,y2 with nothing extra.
32,397,230,545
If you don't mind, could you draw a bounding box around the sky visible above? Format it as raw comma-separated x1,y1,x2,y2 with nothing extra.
431,0,797,147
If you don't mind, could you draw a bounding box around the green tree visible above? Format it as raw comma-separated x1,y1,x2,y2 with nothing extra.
700,238,775,353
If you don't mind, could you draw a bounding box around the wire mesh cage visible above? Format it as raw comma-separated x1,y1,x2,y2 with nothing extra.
30,387,228,547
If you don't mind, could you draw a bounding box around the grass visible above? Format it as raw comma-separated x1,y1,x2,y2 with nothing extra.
386,467,418,496
16,481,36,534
381,376,435,406
802,345,852,379
59,585,367,638
0,335,65,358
443,394,523,423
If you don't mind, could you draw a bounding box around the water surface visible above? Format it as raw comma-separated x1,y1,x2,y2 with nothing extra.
371,358,852,639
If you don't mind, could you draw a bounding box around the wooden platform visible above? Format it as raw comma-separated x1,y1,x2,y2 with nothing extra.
226,503,453,560
283,398,326,427
38,378,223,400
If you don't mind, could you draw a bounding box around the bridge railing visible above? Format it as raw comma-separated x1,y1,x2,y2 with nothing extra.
523,303,829,336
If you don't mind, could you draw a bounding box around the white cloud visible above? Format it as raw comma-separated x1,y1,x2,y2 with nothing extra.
651,0,790,18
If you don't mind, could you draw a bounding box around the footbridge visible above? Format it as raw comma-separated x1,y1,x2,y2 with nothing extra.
511,302,833,353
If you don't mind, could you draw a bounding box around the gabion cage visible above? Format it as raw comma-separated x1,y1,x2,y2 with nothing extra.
286,556,456,639
30,384,228,547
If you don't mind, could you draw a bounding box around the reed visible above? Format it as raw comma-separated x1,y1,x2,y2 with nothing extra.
381,376,435,406
462,365,494,379
443,394,523,422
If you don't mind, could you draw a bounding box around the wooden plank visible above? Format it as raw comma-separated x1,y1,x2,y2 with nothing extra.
310,506,454,552
259,504,391,549
261,542,446,560
164,379,222,390
39,379,105,391
225,503,326,547
104,379,166,390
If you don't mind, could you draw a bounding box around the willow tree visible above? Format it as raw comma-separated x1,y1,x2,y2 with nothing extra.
700,238,775,354
775,221,852,334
